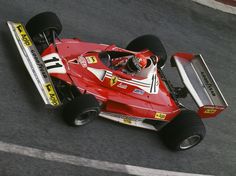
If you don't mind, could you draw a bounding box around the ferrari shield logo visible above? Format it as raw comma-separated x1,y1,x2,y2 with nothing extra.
110,75,118,86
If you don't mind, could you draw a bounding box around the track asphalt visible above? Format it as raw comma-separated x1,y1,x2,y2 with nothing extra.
0,0,235,175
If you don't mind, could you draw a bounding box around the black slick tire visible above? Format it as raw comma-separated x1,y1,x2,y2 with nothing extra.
63,94,100,127
160,110,206,151
26,12,62,42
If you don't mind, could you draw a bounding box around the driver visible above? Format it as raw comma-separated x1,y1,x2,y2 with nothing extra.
111,53,148,74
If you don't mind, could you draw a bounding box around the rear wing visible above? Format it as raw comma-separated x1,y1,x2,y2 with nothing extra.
171,53,228,118
7,21,61,107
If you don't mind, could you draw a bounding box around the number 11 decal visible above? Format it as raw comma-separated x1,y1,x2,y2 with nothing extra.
44,57,62,70
42,53,66,74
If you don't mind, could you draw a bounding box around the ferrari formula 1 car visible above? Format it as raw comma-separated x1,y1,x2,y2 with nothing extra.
7,12,228,151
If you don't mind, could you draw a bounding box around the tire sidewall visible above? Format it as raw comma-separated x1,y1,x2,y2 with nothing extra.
174,126,205,151
63,94,100,127
26,12,62,42
73,108,99,126
160,110,206,151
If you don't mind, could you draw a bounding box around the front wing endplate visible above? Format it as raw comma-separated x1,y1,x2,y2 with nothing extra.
7,21,61,107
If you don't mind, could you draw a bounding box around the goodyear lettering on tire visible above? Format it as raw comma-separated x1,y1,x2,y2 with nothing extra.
44,83,60,106
15,24,32,46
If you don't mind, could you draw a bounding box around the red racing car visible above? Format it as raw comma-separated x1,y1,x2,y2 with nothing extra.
7,12,228,151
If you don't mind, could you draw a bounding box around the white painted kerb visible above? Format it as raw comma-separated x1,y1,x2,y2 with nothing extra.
0,141,213,176
192,0,236,15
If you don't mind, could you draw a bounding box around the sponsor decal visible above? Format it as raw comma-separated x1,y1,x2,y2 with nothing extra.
106,71,152,87
105,70,159,94
133,89,145,95
85,56,97,64
204,108,217,114
123,117,132,124
154,112,166,120
78,57,87,68
31,49,48,79
16,24,32,46
117,83,127,89
42,53,66,74
200,72,216,96
110,75,118,87
44,83,60,106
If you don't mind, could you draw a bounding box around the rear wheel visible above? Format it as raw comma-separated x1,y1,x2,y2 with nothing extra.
126,35,167,68
63,94,100,126
26,12,62,47
160,110,206,151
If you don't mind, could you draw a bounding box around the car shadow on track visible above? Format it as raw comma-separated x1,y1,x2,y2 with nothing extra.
96,116,170,151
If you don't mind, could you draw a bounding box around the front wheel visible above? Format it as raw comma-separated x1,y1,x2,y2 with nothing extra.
63,94,100,126
26,12,62,46
160,110,206,151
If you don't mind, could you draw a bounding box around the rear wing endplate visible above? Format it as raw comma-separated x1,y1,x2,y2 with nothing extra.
7,21,61,107
171,53,228,117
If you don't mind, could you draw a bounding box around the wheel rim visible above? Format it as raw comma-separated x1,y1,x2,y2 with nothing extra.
74,110,98,126
179,135,201,150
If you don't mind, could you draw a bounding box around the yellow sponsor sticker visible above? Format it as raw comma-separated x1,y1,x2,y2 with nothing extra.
15,24,32,46
85,56,97,64
110,75,118,87
154,112,166,120
204,108,217,114
123,117,132,124
44,83,60,106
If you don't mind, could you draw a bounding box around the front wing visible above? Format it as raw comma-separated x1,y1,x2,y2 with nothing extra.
7,21,61,107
